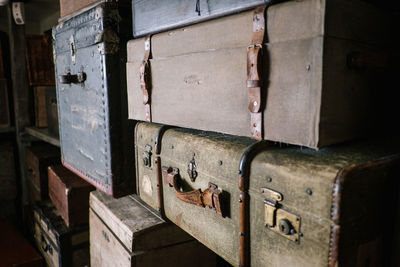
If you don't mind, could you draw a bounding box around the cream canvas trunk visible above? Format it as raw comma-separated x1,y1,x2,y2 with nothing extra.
135,122,400,267
127,0,393,149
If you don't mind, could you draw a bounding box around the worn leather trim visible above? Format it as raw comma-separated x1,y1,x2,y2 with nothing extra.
328,156,400,267
140,35,152,122
247,6,266,141
238,140,272,267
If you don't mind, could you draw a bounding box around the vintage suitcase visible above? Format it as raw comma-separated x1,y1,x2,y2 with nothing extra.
0,218,43,267
25,34,55,86
53,1,133,197
0,79,10,129
133,0,273,37
90,190,219,267
46,86,59,138
34,86,48,128
33,201,89,267
48,165,95,227
0,140,16,200
127,0,395,149
135,122,400,267
26,142,60,201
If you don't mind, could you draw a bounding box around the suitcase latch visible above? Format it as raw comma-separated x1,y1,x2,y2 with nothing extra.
262,187,301,243
142,144,152,168
187,154,197,182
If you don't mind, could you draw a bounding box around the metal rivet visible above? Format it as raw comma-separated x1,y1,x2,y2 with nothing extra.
306,188,313,195
299,232,304,237
306,65,311,71
253,101,258,106
267,177,272,182
239,199,242,203
239,232,244,236
260,189,264,193
171,145,174,149
218,160,223,166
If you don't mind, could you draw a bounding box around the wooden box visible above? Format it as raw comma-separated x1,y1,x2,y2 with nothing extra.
135,122,400,267
46,86,59,138
48,165,95,227
127,0,395,149
25,34,55,86
25,142,60,201
34,86,48,128
90,190,218,267
33,201,89,267
0,218,43,267
0,140,16,200
59,0,99,19
0,79,10,129
53,2,133,197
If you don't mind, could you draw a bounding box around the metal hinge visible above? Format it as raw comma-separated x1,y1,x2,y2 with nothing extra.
262,187,301,243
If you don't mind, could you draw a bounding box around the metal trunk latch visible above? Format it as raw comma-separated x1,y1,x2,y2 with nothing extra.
262,187,301,243
187,154,197,182
142,144,152,168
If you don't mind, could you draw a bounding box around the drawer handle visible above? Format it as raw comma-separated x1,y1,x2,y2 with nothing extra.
162,166,223,217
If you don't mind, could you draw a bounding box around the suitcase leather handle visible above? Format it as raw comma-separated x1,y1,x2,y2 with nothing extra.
162,166,224,217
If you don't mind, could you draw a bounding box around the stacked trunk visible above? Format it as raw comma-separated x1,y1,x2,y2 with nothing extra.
134,122,400,266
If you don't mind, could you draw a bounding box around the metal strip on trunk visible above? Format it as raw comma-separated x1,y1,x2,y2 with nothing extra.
140,35,152,122
238,139,271,267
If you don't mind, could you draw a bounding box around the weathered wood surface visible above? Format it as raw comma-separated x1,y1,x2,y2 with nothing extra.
90,190,217,267
25,142,60,201
0,140,16,200
25,35,55,86
59,0,99,18
0,79,10,128
135,122,400,266
33,202,89,267
48,165,95,227
45,86,59,138
127,0,394,148
25,127,60,147
0,218,43,267
33,86,48,128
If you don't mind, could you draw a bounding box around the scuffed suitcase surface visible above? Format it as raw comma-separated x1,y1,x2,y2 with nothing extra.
132,0,272,37
53,2,133,197
127,0,396,149
135,122,400,267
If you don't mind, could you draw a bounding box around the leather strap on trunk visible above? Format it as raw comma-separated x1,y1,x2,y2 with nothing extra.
140,35,152,122
247,6,266,140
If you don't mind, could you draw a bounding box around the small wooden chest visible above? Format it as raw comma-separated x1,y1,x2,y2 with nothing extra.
25,142,60,201
48,165,95,227
0,218,43,267
90,190,218,267
33,201,89,267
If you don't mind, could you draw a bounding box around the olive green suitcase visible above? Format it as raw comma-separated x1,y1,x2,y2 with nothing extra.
134,122,400,267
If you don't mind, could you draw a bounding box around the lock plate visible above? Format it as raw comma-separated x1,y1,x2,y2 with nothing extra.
142,144,152,168
264,204,301,243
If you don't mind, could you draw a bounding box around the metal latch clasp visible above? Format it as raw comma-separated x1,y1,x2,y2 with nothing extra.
262,187,301,243
142,144,152,168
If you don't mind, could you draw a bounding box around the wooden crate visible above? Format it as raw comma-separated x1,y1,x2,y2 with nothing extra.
25,142,60,201
90,190,218,267
48,165,95,227
33,201,89,267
